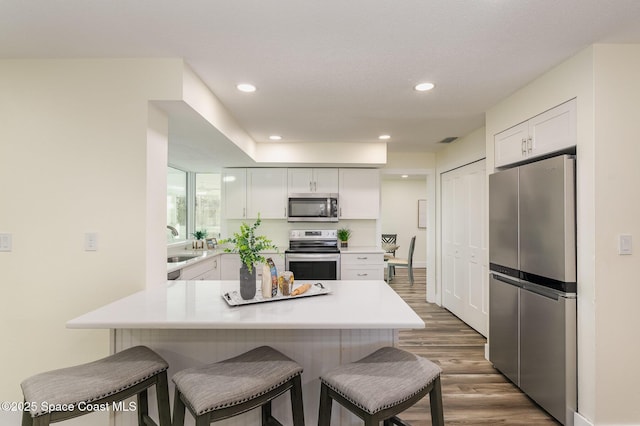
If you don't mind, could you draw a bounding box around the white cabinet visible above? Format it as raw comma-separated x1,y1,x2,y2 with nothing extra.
494,98,576,168
341,252,384,280
247,168,288,219
288,168,339,193
180,256,221,280
222,169,247,219
338,169,380,219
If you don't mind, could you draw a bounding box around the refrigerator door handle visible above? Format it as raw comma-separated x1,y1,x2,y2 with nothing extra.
522,281,562,301
491,273,522,287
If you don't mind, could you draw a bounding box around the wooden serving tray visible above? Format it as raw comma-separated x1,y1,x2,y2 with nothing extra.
222,282,331,306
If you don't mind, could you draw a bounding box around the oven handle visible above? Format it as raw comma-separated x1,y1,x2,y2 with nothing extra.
285,253,341,261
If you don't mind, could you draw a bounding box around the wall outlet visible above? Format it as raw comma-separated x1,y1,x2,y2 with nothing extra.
0,233,12,251
84,233,98,251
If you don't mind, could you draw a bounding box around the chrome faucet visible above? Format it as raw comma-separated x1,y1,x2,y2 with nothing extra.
166,225,179,237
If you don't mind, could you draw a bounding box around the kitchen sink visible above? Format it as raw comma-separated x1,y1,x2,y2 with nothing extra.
167,255,199,263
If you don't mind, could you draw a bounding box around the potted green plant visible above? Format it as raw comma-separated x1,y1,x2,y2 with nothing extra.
219,216,277,300
191,229,208,249
337,228,352,248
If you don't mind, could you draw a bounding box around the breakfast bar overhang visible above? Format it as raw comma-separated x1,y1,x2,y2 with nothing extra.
67,280,425,425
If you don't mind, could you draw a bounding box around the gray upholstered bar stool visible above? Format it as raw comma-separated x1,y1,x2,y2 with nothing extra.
318,347,444,426
172,345,305,426
20,345,171,426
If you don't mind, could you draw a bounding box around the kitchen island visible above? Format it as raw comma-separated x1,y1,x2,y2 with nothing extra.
67,280,424,426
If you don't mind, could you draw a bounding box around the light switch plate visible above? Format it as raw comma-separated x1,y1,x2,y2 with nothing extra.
84,232,98,251
618,234,632,255
0,233,12,251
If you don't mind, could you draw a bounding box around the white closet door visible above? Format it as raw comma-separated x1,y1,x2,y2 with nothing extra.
441,160,488,336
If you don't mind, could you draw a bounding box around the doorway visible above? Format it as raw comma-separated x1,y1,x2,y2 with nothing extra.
380,169,436,302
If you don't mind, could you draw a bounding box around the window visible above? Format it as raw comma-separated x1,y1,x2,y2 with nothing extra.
167,167,187,243
166,168,221,244
195,173,221,238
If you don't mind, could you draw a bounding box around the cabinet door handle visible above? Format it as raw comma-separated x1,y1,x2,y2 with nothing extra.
309,181,313,192
527,136,533,153
243,207,246,218
521,138,527,155
357,273,368,276
357,256,368,260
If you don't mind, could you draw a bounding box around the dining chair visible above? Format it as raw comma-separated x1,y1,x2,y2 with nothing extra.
381,233,398,257
387,236,416,285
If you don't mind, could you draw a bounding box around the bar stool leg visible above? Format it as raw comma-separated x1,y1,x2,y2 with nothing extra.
172,389,186,426
318,384,332,426
261,401,273,424
137,389,149,425
430,377,444,426
155,371,171,426
290,375,305,426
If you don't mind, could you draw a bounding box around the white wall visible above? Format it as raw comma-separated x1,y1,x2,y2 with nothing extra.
0,59,182,407
592,44,640,424
381,179,427,267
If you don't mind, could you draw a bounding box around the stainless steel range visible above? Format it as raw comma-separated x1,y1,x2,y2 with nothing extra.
285,229,340,280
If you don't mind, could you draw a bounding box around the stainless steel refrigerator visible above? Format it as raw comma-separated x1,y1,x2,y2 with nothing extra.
489,154,577,426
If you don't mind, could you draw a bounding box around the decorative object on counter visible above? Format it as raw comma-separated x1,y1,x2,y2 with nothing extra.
266,257,278,297
191,229,208,249
337,227,352,248
205,237,217,250
219,216,277,300
278,271,294,296
222,282,330,306
261,264,272,299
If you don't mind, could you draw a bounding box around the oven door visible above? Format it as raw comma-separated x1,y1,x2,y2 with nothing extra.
285,252,341,280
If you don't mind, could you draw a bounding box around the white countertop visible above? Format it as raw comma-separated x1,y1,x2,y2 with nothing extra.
67,280,424,330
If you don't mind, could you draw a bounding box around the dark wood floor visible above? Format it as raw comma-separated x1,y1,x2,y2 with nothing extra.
390,268,560,425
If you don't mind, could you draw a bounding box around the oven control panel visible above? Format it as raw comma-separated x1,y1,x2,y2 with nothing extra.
289,229,337,240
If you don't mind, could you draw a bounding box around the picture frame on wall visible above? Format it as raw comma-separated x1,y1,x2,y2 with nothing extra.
418,199,427,228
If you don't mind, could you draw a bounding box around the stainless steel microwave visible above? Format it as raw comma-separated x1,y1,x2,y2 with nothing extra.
287,193,339,222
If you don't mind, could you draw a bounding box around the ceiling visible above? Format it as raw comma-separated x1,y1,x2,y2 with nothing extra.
3,1,640,170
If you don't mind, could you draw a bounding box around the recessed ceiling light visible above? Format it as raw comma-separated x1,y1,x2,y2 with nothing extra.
378,134,391,140
236,83,257,93
414,82,435,92
401,174,409,179
269,135,282,141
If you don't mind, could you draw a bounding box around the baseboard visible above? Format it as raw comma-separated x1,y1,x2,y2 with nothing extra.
574,412,594,426
484,342,489,361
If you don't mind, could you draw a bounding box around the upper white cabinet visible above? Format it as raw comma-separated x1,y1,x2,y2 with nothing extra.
338,169,380,219
495,98,576,168
222,169,247,219
288,168,339,193
247,168,288,219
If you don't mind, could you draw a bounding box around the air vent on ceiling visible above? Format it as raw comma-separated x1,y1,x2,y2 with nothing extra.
438,137,458,144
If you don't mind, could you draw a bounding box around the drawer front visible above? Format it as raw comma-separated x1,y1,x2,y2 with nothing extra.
341,266,384,280
341,252,384,266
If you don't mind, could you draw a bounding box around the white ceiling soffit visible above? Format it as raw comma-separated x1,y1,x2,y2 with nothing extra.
3,1,640,169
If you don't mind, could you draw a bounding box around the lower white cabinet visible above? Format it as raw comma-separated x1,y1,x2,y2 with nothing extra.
340,252,384,280
180,256,221,281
